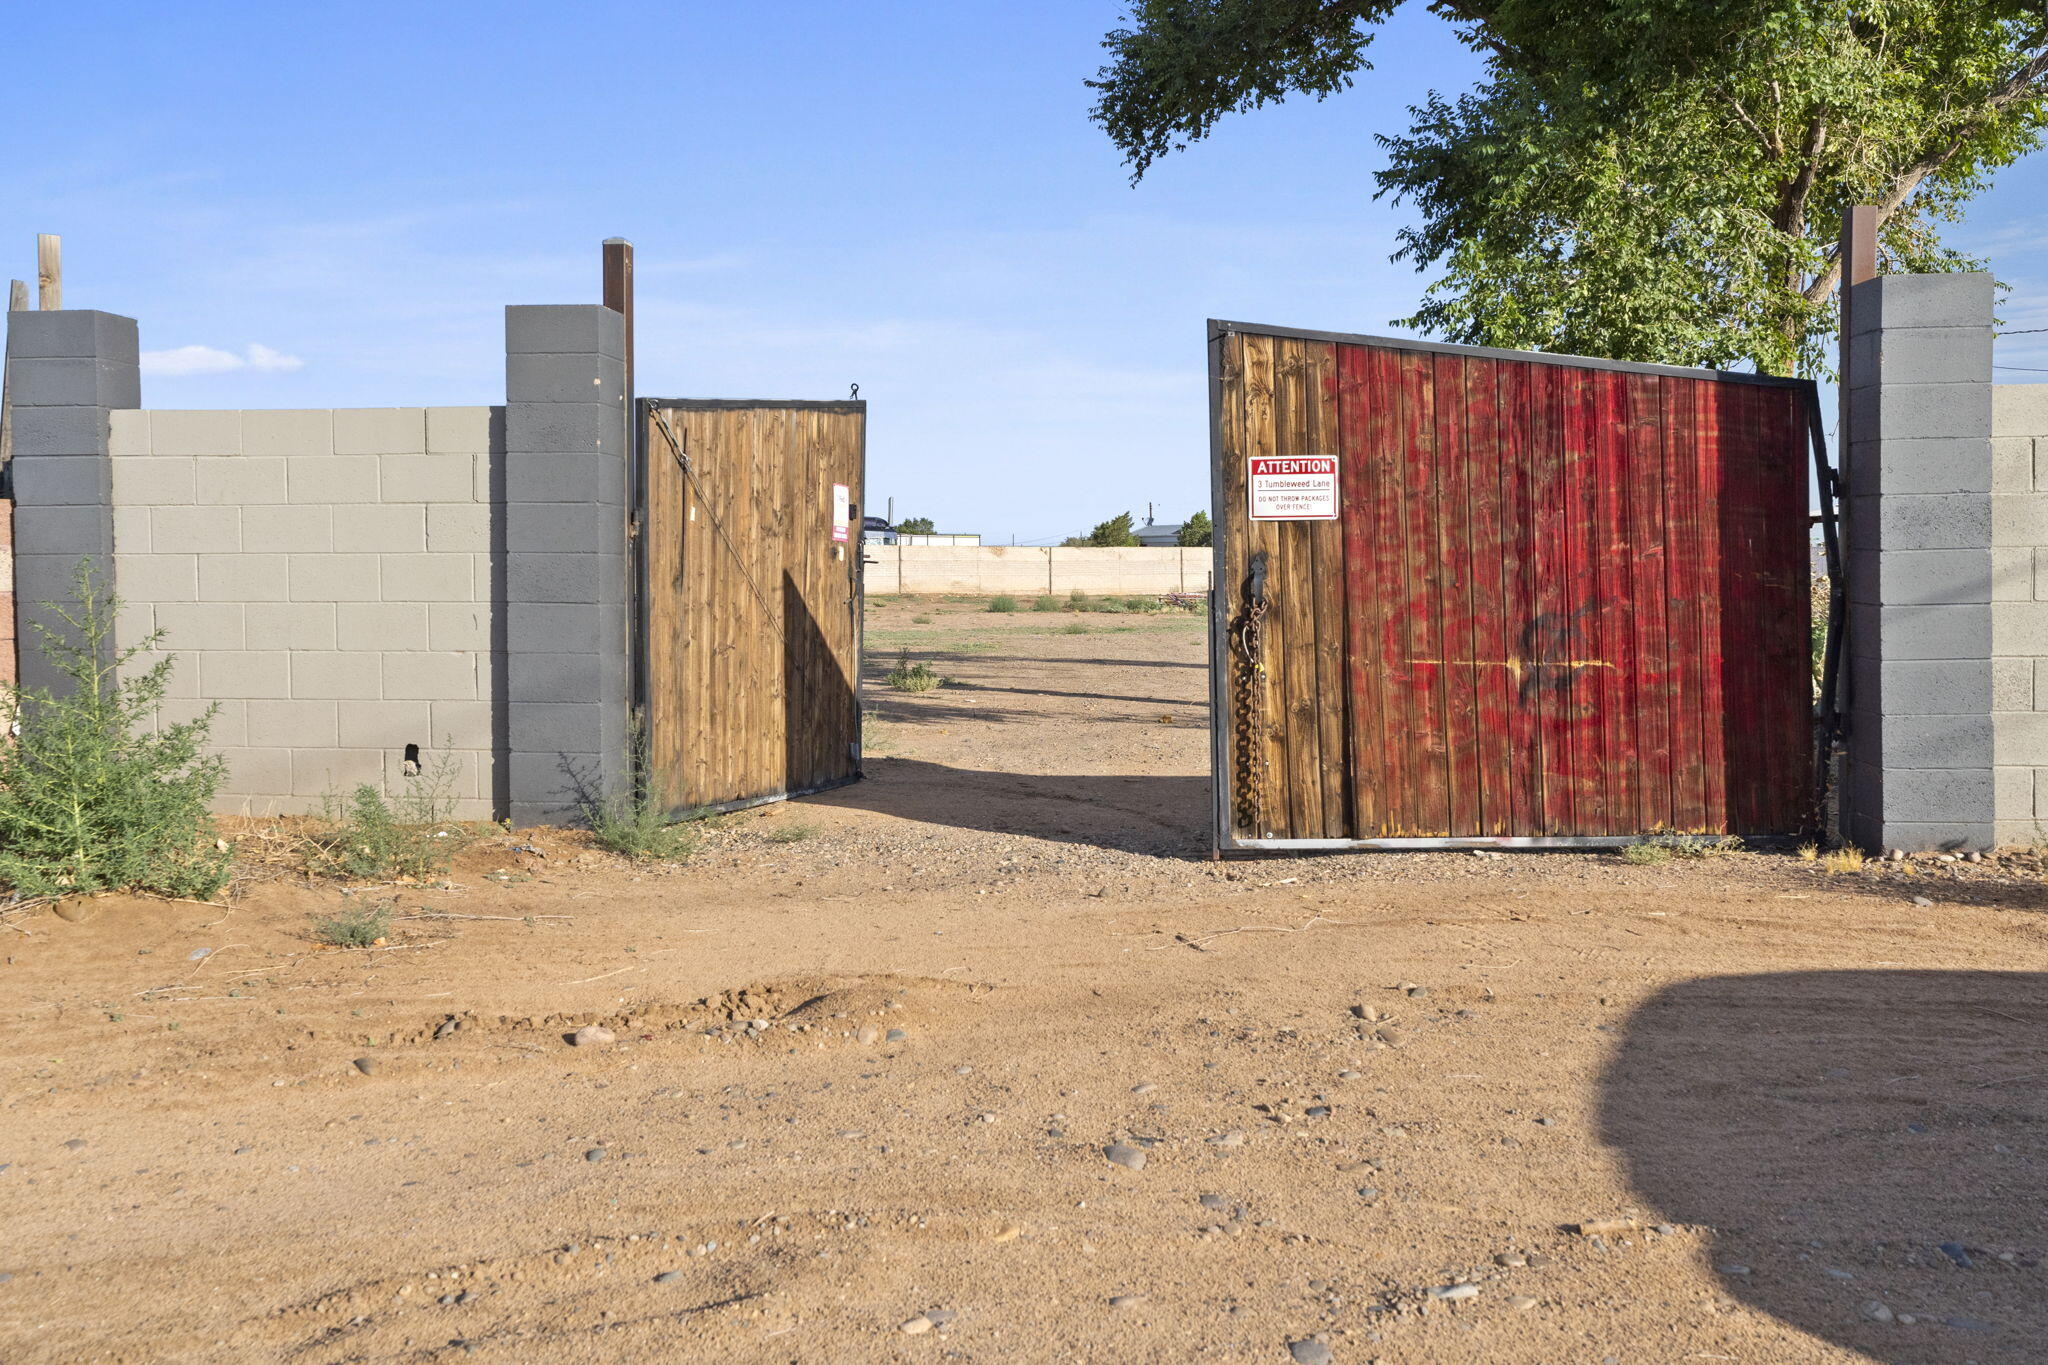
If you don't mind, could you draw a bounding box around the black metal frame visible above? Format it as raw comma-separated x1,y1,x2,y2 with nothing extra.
1205,319,1827,856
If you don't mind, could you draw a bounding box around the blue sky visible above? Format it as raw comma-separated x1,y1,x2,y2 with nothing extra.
7,1,2046,542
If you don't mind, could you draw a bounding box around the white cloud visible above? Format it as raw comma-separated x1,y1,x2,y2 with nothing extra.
141,342,304,377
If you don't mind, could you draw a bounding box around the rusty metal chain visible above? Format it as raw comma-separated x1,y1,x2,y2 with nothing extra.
1231,552,1271,835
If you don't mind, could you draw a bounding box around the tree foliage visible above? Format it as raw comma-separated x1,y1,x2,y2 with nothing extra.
1063,512,1143,547
1177,509,1215,545
892,516,937,534
1091,1,2048,375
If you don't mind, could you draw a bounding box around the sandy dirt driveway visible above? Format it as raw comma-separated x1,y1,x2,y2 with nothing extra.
3,599,2044,1364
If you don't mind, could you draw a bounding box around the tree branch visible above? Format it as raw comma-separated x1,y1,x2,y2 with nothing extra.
1803,44,2048,303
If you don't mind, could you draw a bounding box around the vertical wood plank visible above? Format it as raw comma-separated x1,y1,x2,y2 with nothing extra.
1372,345,1413,836
1337,344,1382,837
1304,341,1350,837
1433,354,1481,836
1661,377,1710,831
1217,335,1253,838
1693,378,1731,830
1400,349,1449,834
1275,337,1325,839
1528,363,1573,835
1763,388,1812,831
1626,373,1674,830
1240,334,1293,837
1497,360,1541,836
1464,356,1512,835
1560,369,1607,833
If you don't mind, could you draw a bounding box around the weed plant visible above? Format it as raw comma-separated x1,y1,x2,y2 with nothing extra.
312,903,390,948
887,651,944,692
0,564,230,900
312,755,471,882
1031,595,1060,612
988,594,1018,613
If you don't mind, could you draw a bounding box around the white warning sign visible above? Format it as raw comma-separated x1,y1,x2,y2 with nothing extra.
831,483,851,542
1247,455,1339,521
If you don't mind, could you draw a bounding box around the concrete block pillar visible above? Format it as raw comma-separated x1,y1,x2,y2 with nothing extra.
1840,273,1996,851
502,305,630,824
3,310,138,694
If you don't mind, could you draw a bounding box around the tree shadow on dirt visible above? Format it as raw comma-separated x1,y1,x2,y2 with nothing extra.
1600,970,2046,1363
801,757,1211,858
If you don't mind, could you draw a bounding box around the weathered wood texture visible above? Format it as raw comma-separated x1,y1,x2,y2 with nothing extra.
1217,330,1811,843
643,400,865,812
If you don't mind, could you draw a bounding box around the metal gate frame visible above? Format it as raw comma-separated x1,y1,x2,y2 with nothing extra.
1205,319,1840,856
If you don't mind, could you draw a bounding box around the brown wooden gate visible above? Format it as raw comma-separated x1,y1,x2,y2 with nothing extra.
640,398,865,813
1209,322,1818,852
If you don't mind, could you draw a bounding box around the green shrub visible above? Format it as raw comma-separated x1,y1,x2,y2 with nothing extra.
1095,598,1130,614
1124,595,1157,612
311,756,471,882
887,650,943,693
1031,595,1060,612
0,563,230,900
988,594,1018,613
1621,842,1672,866
1067,589,1091,610
311,903,390,948
912,614,933,624
584,790,701,861
765,822,817,844
1062,621,1091,635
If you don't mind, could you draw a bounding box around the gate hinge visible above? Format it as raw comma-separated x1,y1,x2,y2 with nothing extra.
628,510,642,541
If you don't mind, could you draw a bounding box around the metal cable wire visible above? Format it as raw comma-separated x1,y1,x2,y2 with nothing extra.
648,408,789,648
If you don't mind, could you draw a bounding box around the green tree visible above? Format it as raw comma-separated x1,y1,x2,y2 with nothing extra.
1176,510,1214,546
1091,2,2048,375
1067,512,1142,548
893,516,936,534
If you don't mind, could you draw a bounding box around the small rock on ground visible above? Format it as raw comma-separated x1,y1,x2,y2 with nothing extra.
1287,1340,1334,1365
351,1057,378,1076
1104,1142,1146,1171
571,1025,615,1047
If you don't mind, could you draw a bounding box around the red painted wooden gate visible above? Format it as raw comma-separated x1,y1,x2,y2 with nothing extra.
1209,322,1817,851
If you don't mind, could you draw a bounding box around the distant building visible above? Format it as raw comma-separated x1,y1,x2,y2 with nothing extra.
1135,515,1184,547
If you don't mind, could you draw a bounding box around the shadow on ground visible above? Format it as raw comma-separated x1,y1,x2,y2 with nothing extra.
803,757,1211,858
1601,970,2046,1363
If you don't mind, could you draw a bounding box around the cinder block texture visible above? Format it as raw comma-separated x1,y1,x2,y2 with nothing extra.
502,305,630,824
1838,274,2002,851
5,310,137,694
109,407,505,820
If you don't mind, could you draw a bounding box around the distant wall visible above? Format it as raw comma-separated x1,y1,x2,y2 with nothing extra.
864,545,1211,596
109,407,501,819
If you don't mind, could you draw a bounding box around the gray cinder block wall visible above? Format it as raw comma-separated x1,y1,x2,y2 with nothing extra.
502,305,630,825
4,311,138,693
107,407,502,819
1992,383,2048,845
5,298,634,827
1838,270,2048,851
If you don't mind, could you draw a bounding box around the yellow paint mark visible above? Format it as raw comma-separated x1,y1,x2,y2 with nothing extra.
1411,656,1616,686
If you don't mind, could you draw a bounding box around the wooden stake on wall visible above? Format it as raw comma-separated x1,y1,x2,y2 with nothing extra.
36,235,60,310
1,277,28,469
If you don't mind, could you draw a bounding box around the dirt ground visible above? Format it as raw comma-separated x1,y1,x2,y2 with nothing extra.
4,597,2045,1365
